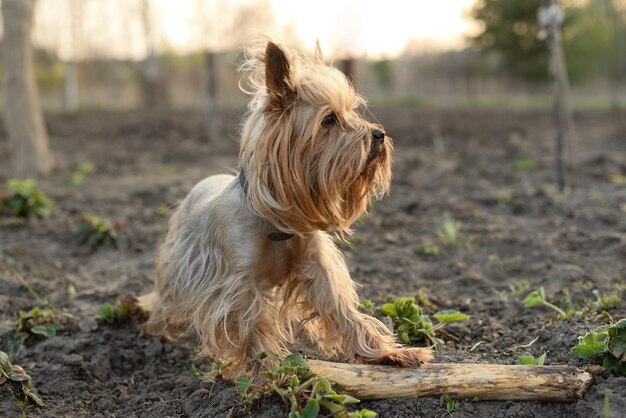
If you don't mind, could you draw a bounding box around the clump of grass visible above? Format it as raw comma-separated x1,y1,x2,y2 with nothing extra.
0,351,44,407
361,296,469,349
100,295,149,325
572,319,626,377
235,353,376,418
1,179,53,219
523,287,568,319
74,214,125,249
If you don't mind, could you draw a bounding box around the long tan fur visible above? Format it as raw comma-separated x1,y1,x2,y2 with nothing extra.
148,38,432,377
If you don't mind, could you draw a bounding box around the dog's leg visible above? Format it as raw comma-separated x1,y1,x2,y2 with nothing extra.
296,232,433,366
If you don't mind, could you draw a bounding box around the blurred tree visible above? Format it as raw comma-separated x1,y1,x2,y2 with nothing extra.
372,59,395,90
471,0,624,83
2,0,53,178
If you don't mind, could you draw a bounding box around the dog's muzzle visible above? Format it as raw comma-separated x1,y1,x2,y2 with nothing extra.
367,129,386,163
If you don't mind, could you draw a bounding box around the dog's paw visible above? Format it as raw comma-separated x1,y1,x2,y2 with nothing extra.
374,347,434,367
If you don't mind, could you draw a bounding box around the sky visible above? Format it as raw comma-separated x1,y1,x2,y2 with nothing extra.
32,0,480,60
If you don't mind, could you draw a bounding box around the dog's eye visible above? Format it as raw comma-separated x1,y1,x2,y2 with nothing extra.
321,114,338,128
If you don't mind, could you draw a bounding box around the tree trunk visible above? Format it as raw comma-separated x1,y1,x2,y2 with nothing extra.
2,0,53,178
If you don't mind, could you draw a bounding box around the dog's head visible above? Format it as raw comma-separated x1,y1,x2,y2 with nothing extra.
239,40,392,235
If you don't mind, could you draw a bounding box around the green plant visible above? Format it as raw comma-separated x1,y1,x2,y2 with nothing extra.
9,306,60,354
515,158,539,171
442,394,460,412
419,242,441,257
378,297,468,348
589,290,622,310
74,214,125,249
571,319,626,376
438,216,472,249
0,351,44,407
235,353,376,417
515,353,546,365
68,161,96,186
100,295,148,325
523,287,567,319
1,179,53,219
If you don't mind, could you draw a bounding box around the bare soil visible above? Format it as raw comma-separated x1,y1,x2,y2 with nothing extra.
1,107,625,417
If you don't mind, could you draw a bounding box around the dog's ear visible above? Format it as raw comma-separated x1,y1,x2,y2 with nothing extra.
265,41,296,109
314,40,324,65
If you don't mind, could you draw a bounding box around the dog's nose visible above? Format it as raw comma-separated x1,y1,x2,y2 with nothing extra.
372,129,385,142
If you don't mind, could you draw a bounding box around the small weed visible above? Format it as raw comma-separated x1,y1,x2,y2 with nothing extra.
189,362,211,378
74,214,125,249
515,353,546,365
206,359,230,380
100,295,149,325
438,215,472,250
9,306,60,354
523,287,568,319
68,161,95,186
515,158,539,171
162,164,177,175
235,352,376,417
571,319,626,376
376,297,468,348
442,394,460,412
496,190,515,205
0,351,44,407
419,242,441,257
156,203,170,217
1,179,53,219
358,299,375,315
589,290,622,310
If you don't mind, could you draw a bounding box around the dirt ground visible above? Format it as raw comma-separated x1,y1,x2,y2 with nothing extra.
1,107,625,417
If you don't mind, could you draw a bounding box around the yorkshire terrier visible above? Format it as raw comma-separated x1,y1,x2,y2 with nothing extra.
145,39,432,376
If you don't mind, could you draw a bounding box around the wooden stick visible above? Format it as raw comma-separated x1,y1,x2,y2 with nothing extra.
137,293,592,402
307,360,592,402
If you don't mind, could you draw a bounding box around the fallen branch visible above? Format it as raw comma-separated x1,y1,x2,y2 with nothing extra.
308,360,592,402
137,292,593,402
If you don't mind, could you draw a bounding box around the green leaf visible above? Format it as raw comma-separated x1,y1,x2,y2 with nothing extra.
8,332,29,354
319,399,345,416
380,303,397,318
571,329,609,360
433,310,469,323
348,410,377,418
324,394,360,405
31,323,60,337
523,287,546,308
235,376,254,394
536,352,546,365
515,355,537,365
515,353,546,366
100,303,115,323
607,319,626,360
0,351,12,376
603,356,626,377
301,399,320,418
281,353,309,374
317,377,332,394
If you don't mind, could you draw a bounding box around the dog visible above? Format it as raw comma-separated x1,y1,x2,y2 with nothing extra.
145,39,432,376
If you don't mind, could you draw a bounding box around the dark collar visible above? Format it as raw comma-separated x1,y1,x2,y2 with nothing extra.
238,170,294,242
